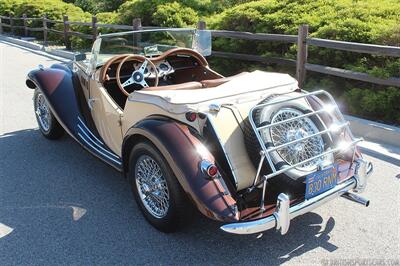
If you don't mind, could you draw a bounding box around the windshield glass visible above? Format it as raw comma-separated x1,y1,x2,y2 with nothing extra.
95,29,197,66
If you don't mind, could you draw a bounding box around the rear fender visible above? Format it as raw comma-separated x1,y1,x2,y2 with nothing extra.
123,118,239,222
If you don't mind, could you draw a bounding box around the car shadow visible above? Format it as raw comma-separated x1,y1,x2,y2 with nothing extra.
0,129,338,265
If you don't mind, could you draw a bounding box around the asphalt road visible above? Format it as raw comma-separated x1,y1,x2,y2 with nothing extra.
0,40,399,265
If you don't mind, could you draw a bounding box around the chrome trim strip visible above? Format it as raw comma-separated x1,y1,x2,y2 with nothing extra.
77,116,104,145
77,124,119,160
221,176,358,235
78,132,122,165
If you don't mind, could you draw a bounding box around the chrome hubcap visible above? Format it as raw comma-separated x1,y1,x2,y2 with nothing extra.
35,93,51,132
135,155,170,218
269,108,325,171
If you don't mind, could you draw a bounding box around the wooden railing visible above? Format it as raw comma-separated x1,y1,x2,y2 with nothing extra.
0,15,399,88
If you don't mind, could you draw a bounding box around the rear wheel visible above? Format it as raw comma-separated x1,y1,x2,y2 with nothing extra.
33,89,64,140
128,142,193,233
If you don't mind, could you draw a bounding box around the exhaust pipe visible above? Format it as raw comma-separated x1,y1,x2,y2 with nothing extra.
341,192,370,207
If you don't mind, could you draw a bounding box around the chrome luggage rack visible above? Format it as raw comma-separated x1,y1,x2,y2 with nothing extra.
247,90,362,212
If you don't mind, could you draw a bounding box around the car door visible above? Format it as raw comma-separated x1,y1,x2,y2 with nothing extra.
88,78,123,156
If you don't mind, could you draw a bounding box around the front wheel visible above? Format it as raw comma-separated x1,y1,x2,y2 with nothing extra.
128,142,193,233
33,89,64,140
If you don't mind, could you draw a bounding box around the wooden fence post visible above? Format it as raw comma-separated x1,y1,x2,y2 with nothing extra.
10,15,14,35
63,15,71,50
197,21,206,30
23,13,28,37
42,14,48,46
296,24,309,88
132,18,141,30
132,18,141,48
0,17,3,34
91,16,97,43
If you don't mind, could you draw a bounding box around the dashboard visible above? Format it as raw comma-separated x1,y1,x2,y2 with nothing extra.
100,48,211,86
132,60,174,79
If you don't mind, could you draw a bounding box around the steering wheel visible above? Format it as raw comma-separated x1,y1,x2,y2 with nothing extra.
116,55,159,96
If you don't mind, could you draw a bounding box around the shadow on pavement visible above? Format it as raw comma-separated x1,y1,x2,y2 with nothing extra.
0,129,337,265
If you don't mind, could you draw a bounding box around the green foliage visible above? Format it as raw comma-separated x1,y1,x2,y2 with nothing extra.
73,0,96,13
208,0,400,124
152,2,198,28
96,11,118,24
117,0,155,25
0,0,91,49
0,0,89,21
344,87,400,124
65,0,125,13
1,0,399,124
116,0,253,26
93,0,125,13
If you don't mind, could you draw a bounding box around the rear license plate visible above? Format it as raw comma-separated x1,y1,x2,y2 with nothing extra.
305,164,338,200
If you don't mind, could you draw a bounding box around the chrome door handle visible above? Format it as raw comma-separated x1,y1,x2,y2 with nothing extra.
88,98,96,110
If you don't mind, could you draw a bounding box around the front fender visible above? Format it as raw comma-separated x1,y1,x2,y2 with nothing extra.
123,118,239,222
26,64,80,136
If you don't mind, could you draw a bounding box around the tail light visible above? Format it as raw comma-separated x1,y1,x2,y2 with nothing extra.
200,160,219,179
185,112,197,122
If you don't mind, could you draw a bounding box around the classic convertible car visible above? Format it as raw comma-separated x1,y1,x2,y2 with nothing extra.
26,28,373,235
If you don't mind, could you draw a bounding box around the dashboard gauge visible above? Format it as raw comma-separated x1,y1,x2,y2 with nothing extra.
159,63,169,72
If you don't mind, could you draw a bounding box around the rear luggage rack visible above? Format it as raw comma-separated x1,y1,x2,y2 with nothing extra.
247,90,362,212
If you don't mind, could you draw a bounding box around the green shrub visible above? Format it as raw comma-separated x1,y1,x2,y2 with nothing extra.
1,0,399,124
96,11,117,24
210,0,400,77
344,87,400,124
117,0,158,25
73,0,96,13
95,11,118,34
0,0,90,21
0,0,91,49
152,2,198,28
208,0,400,124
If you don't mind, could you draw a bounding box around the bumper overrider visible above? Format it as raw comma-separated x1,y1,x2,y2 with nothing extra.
221,159,373,235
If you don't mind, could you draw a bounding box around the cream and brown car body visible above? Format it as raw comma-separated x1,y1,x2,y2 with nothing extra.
26,29,373,235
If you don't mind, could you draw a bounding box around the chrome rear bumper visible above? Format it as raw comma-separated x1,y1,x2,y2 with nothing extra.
221,159,373,235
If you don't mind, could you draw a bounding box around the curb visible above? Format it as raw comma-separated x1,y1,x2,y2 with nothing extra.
0,35,43,51
345,115,400,147
0,34,75,60
47,49,75,60
1,34,399,148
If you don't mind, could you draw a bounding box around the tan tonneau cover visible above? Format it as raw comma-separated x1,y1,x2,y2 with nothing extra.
129,70,298,113
128,70,298,190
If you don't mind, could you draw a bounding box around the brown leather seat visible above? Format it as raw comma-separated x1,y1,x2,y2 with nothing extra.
143,81,203,91
200,72,249,88
142,72,249,91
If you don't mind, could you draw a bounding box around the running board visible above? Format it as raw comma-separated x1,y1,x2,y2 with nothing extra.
76,116,122,169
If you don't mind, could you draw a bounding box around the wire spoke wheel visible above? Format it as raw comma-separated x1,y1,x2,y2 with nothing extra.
35,93,51,132
267,108,325,171
135,155,170,218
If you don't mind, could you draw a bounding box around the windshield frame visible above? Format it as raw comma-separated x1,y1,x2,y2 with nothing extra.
91,28,204,69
